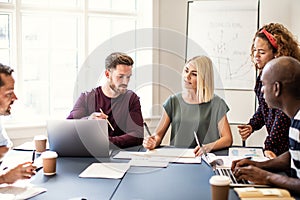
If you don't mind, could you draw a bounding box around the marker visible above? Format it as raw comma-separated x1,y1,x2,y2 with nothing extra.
143,122,151,136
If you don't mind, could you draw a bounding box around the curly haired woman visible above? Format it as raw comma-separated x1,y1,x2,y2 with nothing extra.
238,23,300,159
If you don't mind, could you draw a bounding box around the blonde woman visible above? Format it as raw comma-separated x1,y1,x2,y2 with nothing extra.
143,56,232,156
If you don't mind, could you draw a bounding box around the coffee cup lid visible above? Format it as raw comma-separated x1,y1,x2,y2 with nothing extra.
209,175,230,186
34,135,47,140
41,151,58,158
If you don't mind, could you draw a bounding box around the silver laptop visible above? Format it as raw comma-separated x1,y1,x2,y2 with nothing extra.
203,156,268,187
47,119,110,157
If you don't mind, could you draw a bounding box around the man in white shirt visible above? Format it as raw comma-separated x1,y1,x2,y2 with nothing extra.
0,63,36,184
0,119,12,158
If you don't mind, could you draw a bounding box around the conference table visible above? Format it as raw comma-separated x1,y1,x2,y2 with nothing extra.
20,148,299,200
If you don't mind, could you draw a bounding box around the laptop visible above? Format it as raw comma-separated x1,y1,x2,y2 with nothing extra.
203,155,268,187
47,119,110,157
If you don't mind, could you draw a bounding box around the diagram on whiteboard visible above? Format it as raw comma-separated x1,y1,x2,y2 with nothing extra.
187,0,258,89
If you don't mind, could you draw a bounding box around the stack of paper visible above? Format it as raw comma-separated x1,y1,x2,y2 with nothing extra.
113,148,201,164
146,148,195,158
128,159,169,168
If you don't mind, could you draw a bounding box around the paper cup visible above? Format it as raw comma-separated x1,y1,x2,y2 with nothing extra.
34,135,47,153
41,151,58,175
210,175,230,200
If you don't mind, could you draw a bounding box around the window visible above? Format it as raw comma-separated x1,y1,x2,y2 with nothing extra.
1,0,152,124
0,14,9,64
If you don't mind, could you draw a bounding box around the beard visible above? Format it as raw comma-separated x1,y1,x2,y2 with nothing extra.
109,83,127,95
0,102,13,115
0,108,11,116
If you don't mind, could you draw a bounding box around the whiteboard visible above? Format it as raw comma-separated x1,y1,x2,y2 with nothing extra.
186,0,258,89
215,89,255,123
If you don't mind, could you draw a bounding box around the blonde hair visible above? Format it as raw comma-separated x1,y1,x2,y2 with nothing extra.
186,55,214,102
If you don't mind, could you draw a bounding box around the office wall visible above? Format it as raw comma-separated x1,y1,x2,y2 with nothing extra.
6,124,47,147
7,0,300,147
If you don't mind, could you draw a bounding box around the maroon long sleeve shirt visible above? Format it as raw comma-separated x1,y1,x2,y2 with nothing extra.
67,86,144,149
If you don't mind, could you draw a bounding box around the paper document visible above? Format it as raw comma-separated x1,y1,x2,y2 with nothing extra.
113,148,200,164
229,147,264,158
113,151,148,159
79,163,130,179
114,148,195,158
0,181,46,200
171,157,201,164
234,187,295,199
129,159,169,168
1,151,34,169
13,141,49,151
146,148,195,158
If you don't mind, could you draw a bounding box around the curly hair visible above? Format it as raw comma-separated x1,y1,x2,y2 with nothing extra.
250,23,300,65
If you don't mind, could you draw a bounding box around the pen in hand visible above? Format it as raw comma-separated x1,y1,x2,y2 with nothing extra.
193,131,208,158
143,122,151,136
32,150,36,163
99,108,115,131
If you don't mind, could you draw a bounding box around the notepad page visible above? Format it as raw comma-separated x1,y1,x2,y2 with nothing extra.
0,181,46,200
229,147,265,158
129,159,169,168
146,148,195,158
79,163,130,179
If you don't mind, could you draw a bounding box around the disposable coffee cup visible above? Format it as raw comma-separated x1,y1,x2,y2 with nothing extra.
34,135,47,153
209,175,230,200
41,151,58,175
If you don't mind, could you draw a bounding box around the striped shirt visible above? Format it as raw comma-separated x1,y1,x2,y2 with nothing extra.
289,109,300,178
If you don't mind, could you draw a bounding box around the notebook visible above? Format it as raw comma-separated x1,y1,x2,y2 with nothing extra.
47,119,110,157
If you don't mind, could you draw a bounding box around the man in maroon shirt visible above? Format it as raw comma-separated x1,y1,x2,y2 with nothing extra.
67,52,144,149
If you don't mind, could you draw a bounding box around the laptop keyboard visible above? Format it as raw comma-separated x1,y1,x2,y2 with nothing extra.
215,168,249,185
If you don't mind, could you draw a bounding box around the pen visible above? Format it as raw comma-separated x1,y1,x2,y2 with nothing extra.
143,122,151,136
99,108,115,131
32,150,36,162
242,140,246,147
193,131,208,157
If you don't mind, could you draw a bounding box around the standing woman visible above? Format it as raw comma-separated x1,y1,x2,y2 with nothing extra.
143,56,233,155
238,23,300,159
